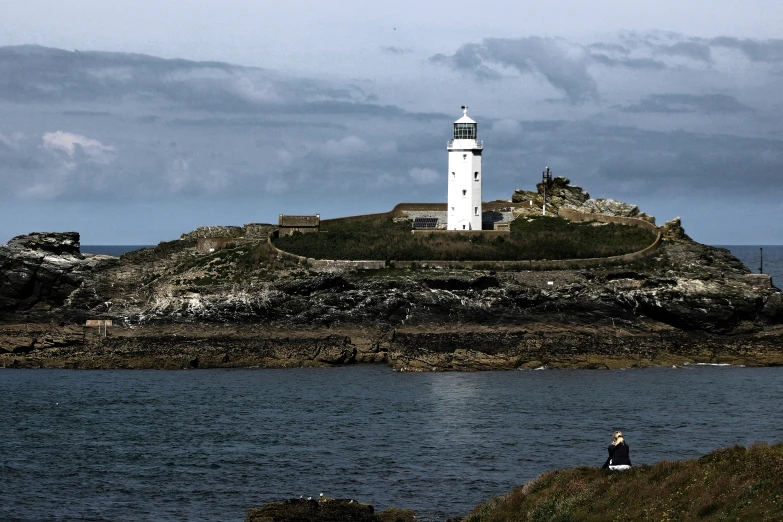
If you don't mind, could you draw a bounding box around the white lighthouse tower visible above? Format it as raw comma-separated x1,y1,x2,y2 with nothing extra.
447,106,483,231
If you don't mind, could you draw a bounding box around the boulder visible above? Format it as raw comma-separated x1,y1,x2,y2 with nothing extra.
662,217,690,241
575,198,654,222
7,231,82,256
536,176,591,210
246,498,416,522
0,232,113,314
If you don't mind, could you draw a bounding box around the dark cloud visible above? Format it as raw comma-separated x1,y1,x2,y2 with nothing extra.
709,37,783,62
61,110,114,117
481,119,783,206
620,94,752,114
0,45,457,207
431,37,598,103
380,46,412,55
0,45,369,111
587,42,630,55
657,41,713,62
430,44,504,81
588,33,783,67
1,38,781,244
167,116,346,129
589,54,667,69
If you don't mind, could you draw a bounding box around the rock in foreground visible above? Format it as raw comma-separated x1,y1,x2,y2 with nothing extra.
246,498,416,522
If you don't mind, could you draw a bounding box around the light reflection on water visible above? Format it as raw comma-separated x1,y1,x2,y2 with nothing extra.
1,365,782,521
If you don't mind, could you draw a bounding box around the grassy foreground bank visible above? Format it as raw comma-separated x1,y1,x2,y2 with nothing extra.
464,442,783,522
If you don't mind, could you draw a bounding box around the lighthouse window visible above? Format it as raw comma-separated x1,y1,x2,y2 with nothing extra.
474,207,478,216
453,123,477,140
451,172,455,179
462,189,467,196
474,172,479,180
463,154,467,160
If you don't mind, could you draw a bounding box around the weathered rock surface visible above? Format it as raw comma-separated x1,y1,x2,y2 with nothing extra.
180,225,245,240
246,498,416,522
662,217,690,240
0,232,117,314
513,177,655,223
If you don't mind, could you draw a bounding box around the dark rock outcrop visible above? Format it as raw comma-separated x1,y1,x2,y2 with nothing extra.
246,498,416,522
662,217,690,240
0,232,116,315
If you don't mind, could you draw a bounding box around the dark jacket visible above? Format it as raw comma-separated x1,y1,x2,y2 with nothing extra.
604,442,631,467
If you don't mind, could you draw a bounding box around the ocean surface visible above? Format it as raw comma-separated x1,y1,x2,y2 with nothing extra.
2,365,783,522
5,244,772,521
717,245,782,286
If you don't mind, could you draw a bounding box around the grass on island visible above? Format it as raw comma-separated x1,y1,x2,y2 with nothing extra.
145,241,311,287
272,215,656,262
464,441,783,522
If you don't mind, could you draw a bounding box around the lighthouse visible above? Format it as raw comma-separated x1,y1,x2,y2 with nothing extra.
447,106,483,231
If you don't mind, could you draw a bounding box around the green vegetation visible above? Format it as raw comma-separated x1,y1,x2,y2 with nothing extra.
272,215,656,262
168,242,296,284
464,442,783,522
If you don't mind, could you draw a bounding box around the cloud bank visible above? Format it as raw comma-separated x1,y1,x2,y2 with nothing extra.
0,34,781,243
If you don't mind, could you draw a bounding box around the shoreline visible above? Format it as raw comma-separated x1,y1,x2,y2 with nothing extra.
3,322,783,370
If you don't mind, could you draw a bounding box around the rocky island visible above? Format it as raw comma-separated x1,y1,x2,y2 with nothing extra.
1,179,782,370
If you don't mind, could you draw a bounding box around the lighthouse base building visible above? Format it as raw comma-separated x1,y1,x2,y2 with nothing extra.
447,107,483,230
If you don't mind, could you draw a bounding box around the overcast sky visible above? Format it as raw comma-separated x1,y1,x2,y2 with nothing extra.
1,1,782,244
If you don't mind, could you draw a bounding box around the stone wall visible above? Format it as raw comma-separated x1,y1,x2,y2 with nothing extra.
269,202,663,271
391,203,446,216
397,209,514,229
410,229,511,237
401,210,447,221
320,212,392,228
391,231,662,269
243,223,276,239
310,259,385,270
266,239,385,270
278,214,320,227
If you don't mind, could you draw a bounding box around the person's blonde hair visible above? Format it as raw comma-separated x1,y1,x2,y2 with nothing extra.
613,431,625,445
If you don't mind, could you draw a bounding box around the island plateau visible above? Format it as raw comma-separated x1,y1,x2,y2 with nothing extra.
1,178,782,370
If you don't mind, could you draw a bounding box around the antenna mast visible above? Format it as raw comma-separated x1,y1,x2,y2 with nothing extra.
542,167,552,216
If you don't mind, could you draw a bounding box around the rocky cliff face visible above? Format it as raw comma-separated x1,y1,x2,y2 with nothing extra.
0,232,117,314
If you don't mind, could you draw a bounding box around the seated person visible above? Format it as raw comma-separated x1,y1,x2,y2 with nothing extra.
602,431,631,470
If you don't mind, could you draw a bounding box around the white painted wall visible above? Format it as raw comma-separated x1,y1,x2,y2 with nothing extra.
447,139,483,230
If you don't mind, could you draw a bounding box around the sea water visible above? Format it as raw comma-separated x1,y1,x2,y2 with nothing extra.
5,245,774,521
2,365,783,521
719,245,782,286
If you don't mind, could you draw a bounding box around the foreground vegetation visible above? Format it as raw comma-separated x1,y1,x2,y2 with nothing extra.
464,442,783,522
273,215,656,261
